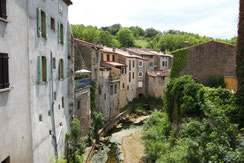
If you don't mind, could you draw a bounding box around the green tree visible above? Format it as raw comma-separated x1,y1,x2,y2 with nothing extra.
117,27,135,47
110,24,122,35
129,26,145,38
82,26,100,43
145,27,159,38
71,24,85,40
97,31,114,47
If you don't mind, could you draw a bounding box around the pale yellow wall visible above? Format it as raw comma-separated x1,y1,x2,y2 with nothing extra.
101,52,118,62
126,58,137,102
119,74,127,108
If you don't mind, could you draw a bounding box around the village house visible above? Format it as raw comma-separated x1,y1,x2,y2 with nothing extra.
176,40,237,90
0,0,74,163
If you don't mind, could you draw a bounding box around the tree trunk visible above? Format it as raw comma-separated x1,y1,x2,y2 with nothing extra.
237,0,244,127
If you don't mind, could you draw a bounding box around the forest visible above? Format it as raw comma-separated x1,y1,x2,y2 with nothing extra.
71,24,237,52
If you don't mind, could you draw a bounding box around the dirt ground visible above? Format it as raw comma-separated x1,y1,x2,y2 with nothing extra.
122,130,145,163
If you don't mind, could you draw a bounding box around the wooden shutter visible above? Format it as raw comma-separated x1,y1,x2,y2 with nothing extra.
45,13,48,39
58,22,61,44
59,59,63,80
37,8,42,37
38,56,43,83
46,57,49,82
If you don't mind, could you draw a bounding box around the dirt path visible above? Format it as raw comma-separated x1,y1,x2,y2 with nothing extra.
122,130,145,163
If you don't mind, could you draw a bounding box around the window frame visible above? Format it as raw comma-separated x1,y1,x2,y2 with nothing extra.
138,60,143,67
0,0,7,20
138,81,143,88
138,71,143,77
0,53,9,89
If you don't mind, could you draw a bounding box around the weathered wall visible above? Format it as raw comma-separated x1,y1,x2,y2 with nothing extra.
75,86,91,136
119,74,127,109
0,0,33,162
179,41,236,84
28,0,71,162
126,58,137,102
148,75,169,97
74,43,90,71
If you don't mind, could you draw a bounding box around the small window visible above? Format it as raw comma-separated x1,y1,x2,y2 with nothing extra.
112,55,115,61
77,101,80,110
138,60,143,67
110,85,113,95
54,92,56,100
59,59,64,80
129,72,131,82
62,97,64,108
0,53,9,89
37,8,48,39
58,22,64,44
133,72,134,79
104,93,106,100
53,58,56,69
39,114,43,122
96,51,99,63
133,60,135,68
123,83,125,88
162,61,165,67
58,0,63,14
107,54,110,61
42,56,47,82
0,0,7,20
41,10,47,38
51,17,55,30
114,84,117,94
129,60,131,71
138,81,143,88
38,56,49,83
127,86,129,90
139,71,143,77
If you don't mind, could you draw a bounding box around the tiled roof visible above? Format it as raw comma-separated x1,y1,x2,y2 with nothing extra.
74,38,102,49
127,48,155,56
103,61,126,67
101,47,145,59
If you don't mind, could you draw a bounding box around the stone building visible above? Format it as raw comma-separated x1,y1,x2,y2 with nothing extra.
177,41,236,85
0,0,74,163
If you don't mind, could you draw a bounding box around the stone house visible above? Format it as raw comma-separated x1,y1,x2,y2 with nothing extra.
176,41,236,87
0,0,74,163
136,58,149,97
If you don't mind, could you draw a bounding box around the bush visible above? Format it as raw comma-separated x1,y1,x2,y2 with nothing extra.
74,72,89,80
206,75,226,88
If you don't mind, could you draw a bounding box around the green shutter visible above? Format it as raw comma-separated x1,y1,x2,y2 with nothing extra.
58,22,61,44
46,57,49,82
45,13,48,39
59,59,61,80
37,8,42,37
38,56,43,83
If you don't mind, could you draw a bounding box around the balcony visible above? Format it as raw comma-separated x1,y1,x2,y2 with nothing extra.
109,72,121,81
75,78,91,90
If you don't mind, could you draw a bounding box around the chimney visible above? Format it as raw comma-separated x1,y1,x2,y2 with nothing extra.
184,41,189,48
123,47,127,51
112,47,116,52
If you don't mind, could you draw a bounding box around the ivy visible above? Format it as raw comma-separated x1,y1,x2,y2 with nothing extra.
170,48,187,79
90,81,97,114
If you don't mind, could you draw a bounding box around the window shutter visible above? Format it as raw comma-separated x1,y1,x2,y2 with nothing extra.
3,54,9,88
45,13,48,39
36,8,42,37
59,59,61,80
38,56,43,83
58,22,61,44
46,57,49,82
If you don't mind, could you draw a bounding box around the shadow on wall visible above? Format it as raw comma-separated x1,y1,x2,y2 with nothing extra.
0,23,7,38
0,91,10,107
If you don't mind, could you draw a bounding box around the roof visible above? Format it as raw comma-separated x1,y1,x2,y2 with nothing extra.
63,0,72,6
146,50,173,58
74,38,103,49
100,47,117,54
103,61,126,67
127,48,155,56
100,62,121,71
101,47,145,59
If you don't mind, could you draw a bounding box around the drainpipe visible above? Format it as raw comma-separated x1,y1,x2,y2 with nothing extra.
50,52,58,157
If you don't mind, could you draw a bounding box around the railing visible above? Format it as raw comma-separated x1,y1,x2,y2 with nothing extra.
75,78,91,90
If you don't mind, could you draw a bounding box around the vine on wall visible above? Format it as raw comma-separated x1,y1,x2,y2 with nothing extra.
170,48,187,79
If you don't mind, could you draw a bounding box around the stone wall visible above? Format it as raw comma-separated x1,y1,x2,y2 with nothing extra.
148,75,169,97
179,41,236,84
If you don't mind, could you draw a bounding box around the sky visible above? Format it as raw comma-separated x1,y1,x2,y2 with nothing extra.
69,0,239,39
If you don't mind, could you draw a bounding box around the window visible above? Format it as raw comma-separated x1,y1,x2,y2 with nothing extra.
107,54,110,61
139,71,143,77
138,60,143,67
0,0,7,19
51,17,55,30
37,8,48,39
129,72,131,82
114,84,117,94
110,85,113,95
133,72,134,79
62,97,64,108
104,93,106,100
129,60,131,71
101,53,104,61
58,0,63,14
0,53,9,89
127,86,129,90
96,51,99,63
122,68,124,74
162,61,165,67
53,58,56,69
38,56,49,83
94,69,97,80
123,83,125,88
133,60,135,68
112,55,115,61
59,58,64,80
58,22,65,44
138,81,143,88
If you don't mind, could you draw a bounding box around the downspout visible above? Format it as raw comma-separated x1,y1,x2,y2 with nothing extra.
50,52,58,157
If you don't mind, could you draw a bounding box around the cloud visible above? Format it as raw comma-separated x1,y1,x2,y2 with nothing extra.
68,0,239,39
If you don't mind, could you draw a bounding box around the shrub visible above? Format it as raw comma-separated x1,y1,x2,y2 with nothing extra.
206,75,226,88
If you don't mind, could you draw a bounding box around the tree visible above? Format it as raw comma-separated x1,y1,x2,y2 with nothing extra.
82,26,100,43
97,31,114,47
129,26,145,37
236,0,244,127
145,28,159,38
110,24,122,35
117,27,135,47
71,24,85,40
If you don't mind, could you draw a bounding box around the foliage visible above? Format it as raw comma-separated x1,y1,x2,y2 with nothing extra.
51,155,67,163
143,75,244,162
169,48,187,79
97,31,114,47
117,27,135,47
145,28,161,38
91,112,105,140
90,81,97,113
129,26,146,38
74,72,88,80
206,75,226,88
66,118,85,163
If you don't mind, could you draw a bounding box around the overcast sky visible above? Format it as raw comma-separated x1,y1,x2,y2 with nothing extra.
69,0,239,39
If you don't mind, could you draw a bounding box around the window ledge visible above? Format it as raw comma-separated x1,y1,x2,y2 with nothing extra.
0,17,8,23
0,87,12,93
